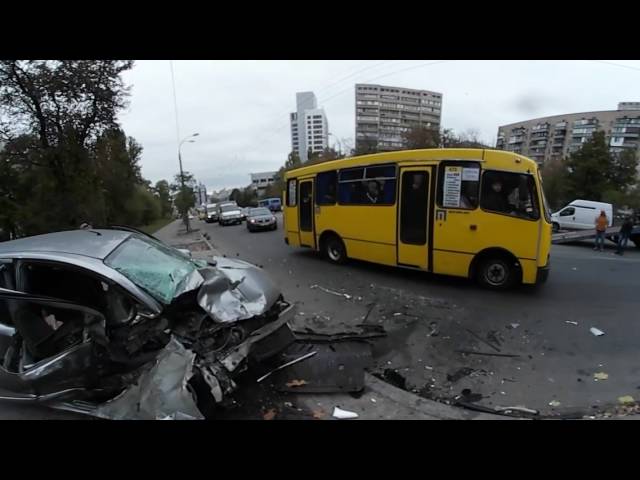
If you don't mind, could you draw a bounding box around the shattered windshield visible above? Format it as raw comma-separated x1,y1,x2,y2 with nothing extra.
105,235,202,304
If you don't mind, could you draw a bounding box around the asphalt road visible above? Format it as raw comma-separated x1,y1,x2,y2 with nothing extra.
202,214,640,417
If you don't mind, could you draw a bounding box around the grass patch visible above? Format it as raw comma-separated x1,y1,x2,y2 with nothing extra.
138,217,175,235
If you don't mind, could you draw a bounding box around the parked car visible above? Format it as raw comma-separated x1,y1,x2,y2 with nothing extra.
0,227,294,419
205,203,219,223
246,207,278,232
218,204,243,226
258,197,282,212
551,200,613,232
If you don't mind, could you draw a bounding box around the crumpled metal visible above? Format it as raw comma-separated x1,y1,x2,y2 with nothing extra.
93,336,203,420
196,257,281,323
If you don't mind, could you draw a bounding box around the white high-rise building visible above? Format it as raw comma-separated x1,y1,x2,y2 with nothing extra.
290,92,329,163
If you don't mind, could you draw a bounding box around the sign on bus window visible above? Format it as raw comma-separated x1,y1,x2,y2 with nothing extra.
287,179,297,207
437,161,481,210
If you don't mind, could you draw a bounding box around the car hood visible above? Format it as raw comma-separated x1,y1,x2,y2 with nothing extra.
194,257,280,323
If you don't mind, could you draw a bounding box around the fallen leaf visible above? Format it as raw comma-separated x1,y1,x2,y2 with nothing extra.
263,408,277,420
312,409,326,419
594,372,609,381
286,379,308,387
549,400,561,407
618,395,635,405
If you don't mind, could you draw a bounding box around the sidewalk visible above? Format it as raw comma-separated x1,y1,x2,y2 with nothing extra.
154,219,221,260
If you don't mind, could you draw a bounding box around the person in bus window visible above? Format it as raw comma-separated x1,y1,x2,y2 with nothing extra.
366,180,380,204
402,173,428,243
483,179,510,213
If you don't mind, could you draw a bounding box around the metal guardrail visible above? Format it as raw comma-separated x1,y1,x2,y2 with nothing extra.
552,225,640,244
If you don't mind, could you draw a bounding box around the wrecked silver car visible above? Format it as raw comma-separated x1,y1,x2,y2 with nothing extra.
0,229,295,419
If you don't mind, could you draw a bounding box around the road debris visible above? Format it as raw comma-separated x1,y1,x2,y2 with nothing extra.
447,367,475,383
393,312,403,316
285,379,308,387
263,408,277,420
458,388,482,402
594,372,609,381
456,349,520,358
590,327,605,336
565,321,578,326
284,402,294,408
428,321,439,337
256,351,317,383
332,406,359,419
618,395,635,405
371,398,377,403
549,400,561,407
310,284,352,300
312,409,326,419
465,328,501,352
495,405,539,415
507,323,520,329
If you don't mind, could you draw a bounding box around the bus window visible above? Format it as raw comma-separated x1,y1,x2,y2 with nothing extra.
436,161,480,209
400,171,429,245
480,170,540,220
316,171,337,205
338,165,396,205
287,179,297,207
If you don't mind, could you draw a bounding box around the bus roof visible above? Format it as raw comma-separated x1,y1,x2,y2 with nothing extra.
284,148,538,178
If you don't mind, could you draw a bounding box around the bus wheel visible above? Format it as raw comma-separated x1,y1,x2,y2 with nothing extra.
552,222,560,233
324,235,347,264
477,256,516,290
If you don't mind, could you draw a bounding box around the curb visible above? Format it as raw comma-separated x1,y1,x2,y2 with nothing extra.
199,231,222,257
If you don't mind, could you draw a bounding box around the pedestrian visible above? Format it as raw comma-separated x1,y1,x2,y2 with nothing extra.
615,216,634,255
593,210,608,252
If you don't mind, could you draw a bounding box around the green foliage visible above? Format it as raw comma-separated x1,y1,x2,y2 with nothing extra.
0,60,164,237
170,171,197,219
154,180,172,218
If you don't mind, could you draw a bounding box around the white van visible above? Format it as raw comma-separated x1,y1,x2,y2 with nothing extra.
551,200,613,232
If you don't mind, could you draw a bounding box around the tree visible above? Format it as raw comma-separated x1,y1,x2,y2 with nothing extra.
154,180,172,218
564,132,615,201
171,171,197,220
354,136,378,155
540,157,569,210
0,60,146,236
402,126,440,149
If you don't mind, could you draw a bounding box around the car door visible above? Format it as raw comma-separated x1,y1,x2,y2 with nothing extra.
0,285,106,399
557,206,576,229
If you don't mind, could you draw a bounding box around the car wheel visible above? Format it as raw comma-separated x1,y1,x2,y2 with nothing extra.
552,222,560,233
476,256,517,290
324,235,347,265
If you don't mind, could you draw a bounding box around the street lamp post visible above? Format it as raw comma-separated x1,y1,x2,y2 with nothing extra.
178,132,199,232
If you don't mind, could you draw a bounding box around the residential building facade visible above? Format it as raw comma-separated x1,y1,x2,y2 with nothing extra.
195,182,208,206
290,92,329,162
250,171,277,197
355,83,443,152
496,103,640,165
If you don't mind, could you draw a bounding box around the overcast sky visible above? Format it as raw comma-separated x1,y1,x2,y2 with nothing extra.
118,60,640,192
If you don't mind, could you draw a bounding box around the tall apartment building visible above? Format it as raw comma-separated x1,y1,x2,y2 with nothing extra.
290,92,329,163
195,182,208,206
355,84,443,152
496,102,640,165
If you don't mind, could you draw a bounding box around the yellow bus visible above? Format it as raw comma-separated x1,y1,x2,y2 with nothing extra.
283,148,552,289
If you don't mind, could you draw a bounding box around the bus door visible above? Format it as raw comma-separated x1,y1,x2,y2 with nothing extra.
397,167,432,269
299,178,316,248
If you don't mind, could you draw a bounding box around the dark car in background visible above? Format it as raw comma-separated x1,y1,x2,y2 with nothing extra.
246,207,278,232
0,228,294,419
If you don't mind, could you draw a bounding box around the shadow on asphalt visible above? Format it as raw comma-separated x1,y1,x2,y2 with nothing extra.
287,249,544,299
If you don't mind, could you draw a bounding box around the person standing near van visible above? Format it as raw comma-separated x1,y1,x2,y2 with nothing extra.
593,210,608,252
615,216,634,255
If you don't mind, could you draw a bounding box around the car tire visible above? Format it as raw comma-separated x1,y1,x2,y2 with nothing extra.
324,235,347,265
552,222,560,233
476,255,517,290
